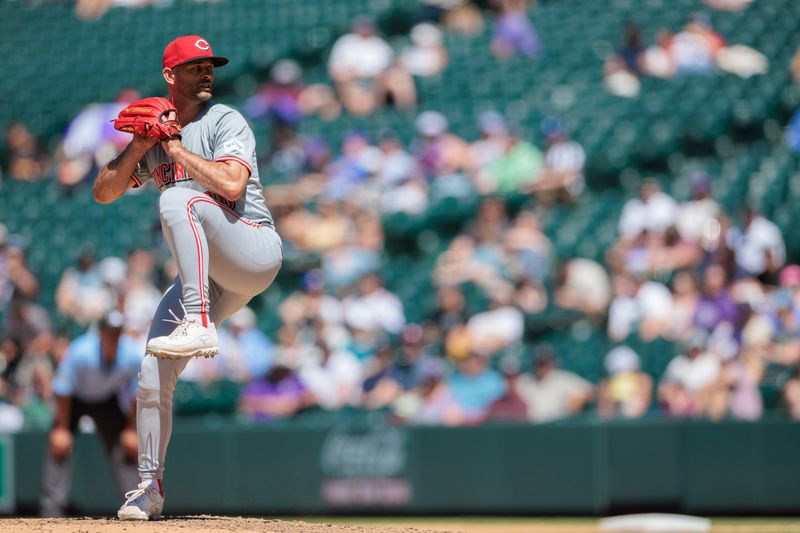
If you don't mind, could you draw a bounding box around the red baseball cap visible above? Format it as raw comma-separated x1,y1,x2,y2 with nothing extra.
163,35,229,69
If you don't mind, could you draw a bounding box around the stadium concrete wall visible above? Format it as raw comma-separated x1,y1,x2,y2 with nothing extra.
5,419,800,515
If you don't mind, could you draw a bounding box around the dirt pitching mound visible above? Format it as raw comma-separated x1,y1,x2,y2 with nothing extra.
0,516,449,533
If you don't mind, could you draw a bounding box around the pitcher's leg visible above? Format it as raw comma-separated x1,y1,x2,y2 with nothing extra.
203,225,281,337
158,187,211,324
161,186,282,306
147,189,224,358
137,281,190,480
206,225,283,298
137,355,187,480
151,191,281,358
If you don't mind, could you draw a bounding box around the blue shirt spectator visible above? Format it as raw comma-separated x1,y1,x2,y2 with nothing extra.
52,328,142,410
448,354,506,418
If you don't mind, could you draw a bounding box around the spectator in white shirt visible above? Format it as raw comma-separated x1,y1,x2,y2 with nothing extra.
375,130,418,188
607,274,640,341
659,328,724,418
329,16,393,84
376,131,428,215
607,274,674,341
611,180,680,275
617,180,679,240
531,121,586,203
675,172,720,244
704,0,753,10
328,16,415,115
554,258,612,318
343,272,406,335
298,335,362,410
466,291,524,357
400,22,448,77
727,206,785,283
671,14,725,76
515,345,593,423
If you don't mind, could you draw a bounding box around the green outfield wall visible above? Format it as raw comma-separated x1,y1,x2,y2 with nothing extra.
4,418,800,516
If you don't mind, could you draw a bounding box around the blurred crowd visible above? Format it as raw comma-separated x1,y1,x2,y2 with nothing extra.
604,13,768,98
211,168,800,425
3,123,800,427
3,0,800,432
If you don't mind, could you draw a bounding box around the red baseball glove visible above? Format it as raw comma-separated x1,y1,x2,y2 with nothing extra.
113,97,181,141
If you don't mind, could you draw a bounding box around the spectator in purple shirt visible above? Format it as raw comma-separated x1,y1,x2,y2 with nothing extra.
693,264,739,333
412,111,471,181
238,358,313,423
490,0,542,59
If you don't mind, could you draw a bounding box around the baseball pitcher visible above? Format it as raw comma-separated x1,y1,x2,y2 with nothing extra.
93,35,283,520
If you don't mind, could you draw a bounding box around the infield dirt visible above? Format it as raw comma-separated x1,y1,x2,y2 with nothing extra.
0,516,590,533
4,516,800,533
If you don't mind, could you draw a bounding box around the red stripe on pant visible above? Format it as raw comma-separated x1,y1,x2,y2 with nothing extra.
185,201,208,327
185,195,262,327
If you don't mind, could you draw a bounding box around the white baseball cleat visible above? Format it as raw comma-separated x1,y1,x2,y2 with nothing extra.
117,480,164,521
146,312,219,359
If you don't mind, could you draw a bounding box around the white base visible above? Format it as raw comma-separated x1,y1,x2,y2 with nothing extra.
598,513,712,532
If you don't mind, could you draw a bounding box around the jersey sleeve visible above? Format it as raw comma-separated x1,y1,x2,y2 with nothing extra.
52,346,77,397
130,155,152,188
212,110,255,175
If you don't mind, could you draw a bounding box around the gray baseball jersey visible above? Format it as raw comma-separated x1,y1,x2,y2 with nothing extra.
130,101,274,227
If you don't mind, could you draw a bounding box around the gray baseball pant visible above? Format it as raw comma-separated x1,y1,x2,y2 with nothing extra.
137,187,282,480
